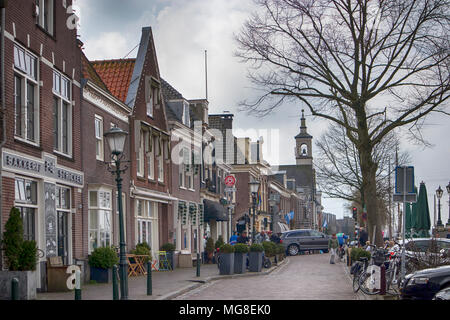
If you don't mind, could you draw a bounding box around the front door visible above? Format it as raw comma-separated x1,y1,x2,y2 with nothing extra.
57,212,69,265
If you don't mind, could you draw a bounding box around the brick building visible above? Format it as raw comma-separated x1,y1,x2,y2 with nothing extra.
91,27,175,258
161,78,204,266
0,0,83,291
79,51,132,276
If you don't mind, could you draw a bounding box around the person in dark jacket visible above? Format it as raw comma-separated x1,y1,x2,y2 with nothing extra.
237,231,249,244
359,227,368,247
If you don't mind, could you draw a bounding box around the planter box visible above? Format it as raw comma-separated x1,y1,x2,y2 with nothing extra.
89,267,111,283
0,271,37,300
249,252,263,272
234,253,247,274
219,253,234,275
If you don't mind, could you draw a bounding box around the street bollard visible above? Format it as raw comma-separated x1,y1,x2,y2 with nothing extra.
112,265,119,300
74,270,82,300
380,264,386,295
196,253,201,277
11,278,19,300
147,261,152,296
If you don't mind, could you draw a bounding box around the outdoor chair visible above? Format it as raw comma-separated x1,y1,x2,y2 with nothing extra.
127,254,139,277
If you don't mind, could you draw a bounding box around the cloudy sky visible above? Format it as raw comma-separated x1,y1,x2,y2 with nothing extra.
74,0,450,225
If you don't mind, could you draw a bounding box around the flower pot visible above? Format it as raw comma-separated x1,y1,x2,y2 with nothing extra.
234,252,247,274
249,252,263,272
89,266,111,283
0,270,37,300
219,253,234,275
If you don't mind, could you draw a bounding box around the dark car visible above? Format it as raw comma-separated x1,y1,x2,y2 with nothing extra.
401,265,450,300
280,229,329,256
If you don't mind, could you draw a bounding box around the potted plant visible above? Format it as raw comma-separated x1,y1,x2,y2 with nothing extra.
350,248,371,265
218,244,235,275
214,236,224,250
205,238,215,264
132,242,152,270
160,243,176,270
0,207,38,300
249,243,264,272
88,247,119,283
233,243,248,274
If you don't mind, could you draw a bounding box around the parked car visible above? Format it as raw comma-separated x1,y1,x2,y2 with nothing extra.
401,265,450,300
433,287,450,300
280,229,329,256
390,238,450,271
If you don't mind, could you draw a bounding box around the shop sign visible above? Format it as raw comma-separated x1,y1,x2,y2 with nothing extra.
3,151,84,186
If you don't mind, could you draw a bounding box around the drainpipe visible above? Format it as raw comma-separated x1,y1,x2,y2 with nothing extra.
0,0,7,271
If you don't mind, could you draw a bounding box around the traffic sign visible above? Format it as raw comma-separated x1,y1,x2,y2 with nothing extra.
225,187,236,193
225,175,236,187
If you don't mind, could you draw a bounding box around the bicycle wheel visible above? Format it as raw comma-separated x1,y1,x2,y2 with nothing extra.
359,270,381,295
352,270,361,293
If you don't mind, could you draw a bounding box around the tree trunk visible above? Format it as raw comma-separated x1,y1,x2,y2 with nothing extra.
356,105,384,247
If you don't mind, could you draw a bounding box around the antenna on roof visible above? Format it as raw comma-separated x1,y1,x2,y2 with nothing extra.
205,50,208,101
122,43,139,59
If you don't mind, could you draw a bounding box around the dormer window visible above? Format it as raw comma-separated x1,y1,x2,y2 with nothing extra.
146,77,160,118
182,101,190,127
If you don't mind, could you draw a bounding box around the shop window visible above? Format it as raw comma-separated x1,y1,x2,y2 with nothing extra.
136,200,158,251
15,178,38,241
56,186,70,265
88,190,112,253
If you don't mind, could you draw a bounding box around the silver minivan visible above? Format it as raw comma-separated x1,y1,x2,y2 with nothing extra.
280,229,330,256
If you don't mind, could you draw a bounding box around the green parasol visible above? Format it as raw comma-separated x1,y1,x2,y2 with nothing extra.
405,185,418,238
414,182,431,238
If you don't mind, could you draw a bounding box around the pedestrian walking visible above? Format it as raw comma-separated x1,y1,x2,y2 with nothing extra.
328,234,339,264
358,227,368,247
237,231,249,244
229,232,238,245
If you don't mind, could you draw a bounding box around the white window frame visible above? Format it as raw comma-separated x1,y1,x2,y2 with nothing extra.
88,189,112,254
95,115,104,161
147,135,155,180
13,45,39,145
53,69,73,157
137,130,144,177
36,0,54,35
158,139,164,183
146,80,160,118
136,200,158,250
14,177,38,242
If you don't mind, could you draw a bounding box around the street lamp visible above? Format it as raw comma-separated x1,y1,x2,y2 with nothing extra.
446,182,450,226
249,180,260,243
104,127,129,300
436,186,443,228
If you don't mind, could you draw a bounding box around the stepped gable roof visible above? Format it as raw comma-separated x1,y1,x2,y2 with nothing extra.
81,51,110,93
91,58,136,104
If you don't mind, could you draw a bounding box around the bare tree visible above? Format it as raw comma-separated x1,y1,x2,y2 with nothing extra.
235,0,450,246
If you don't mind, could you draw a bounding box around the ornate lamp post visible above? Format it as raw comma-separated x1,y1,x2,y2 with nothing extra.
249,180,260,243
104,127,129,300
446,182,450,226
436,186,443,228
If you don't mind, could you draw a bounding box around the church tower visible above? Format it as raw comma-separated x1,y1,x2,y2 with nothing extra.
295,110,313,166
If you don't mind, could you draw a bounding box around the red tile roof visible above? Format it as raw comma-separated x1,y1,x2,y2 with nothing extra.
81,52,110,93
91,59,136,103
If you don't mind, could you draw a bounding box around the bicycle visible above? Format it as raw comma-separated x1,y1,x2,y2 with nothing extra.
352,244,377,294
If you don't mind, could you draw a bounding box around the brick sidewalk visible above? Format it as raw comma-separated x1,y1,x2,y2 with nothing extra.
36,260,287,300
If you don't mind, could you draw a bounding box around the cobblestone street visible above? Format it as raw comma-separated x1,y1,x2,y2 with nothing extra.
175,253,360,300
